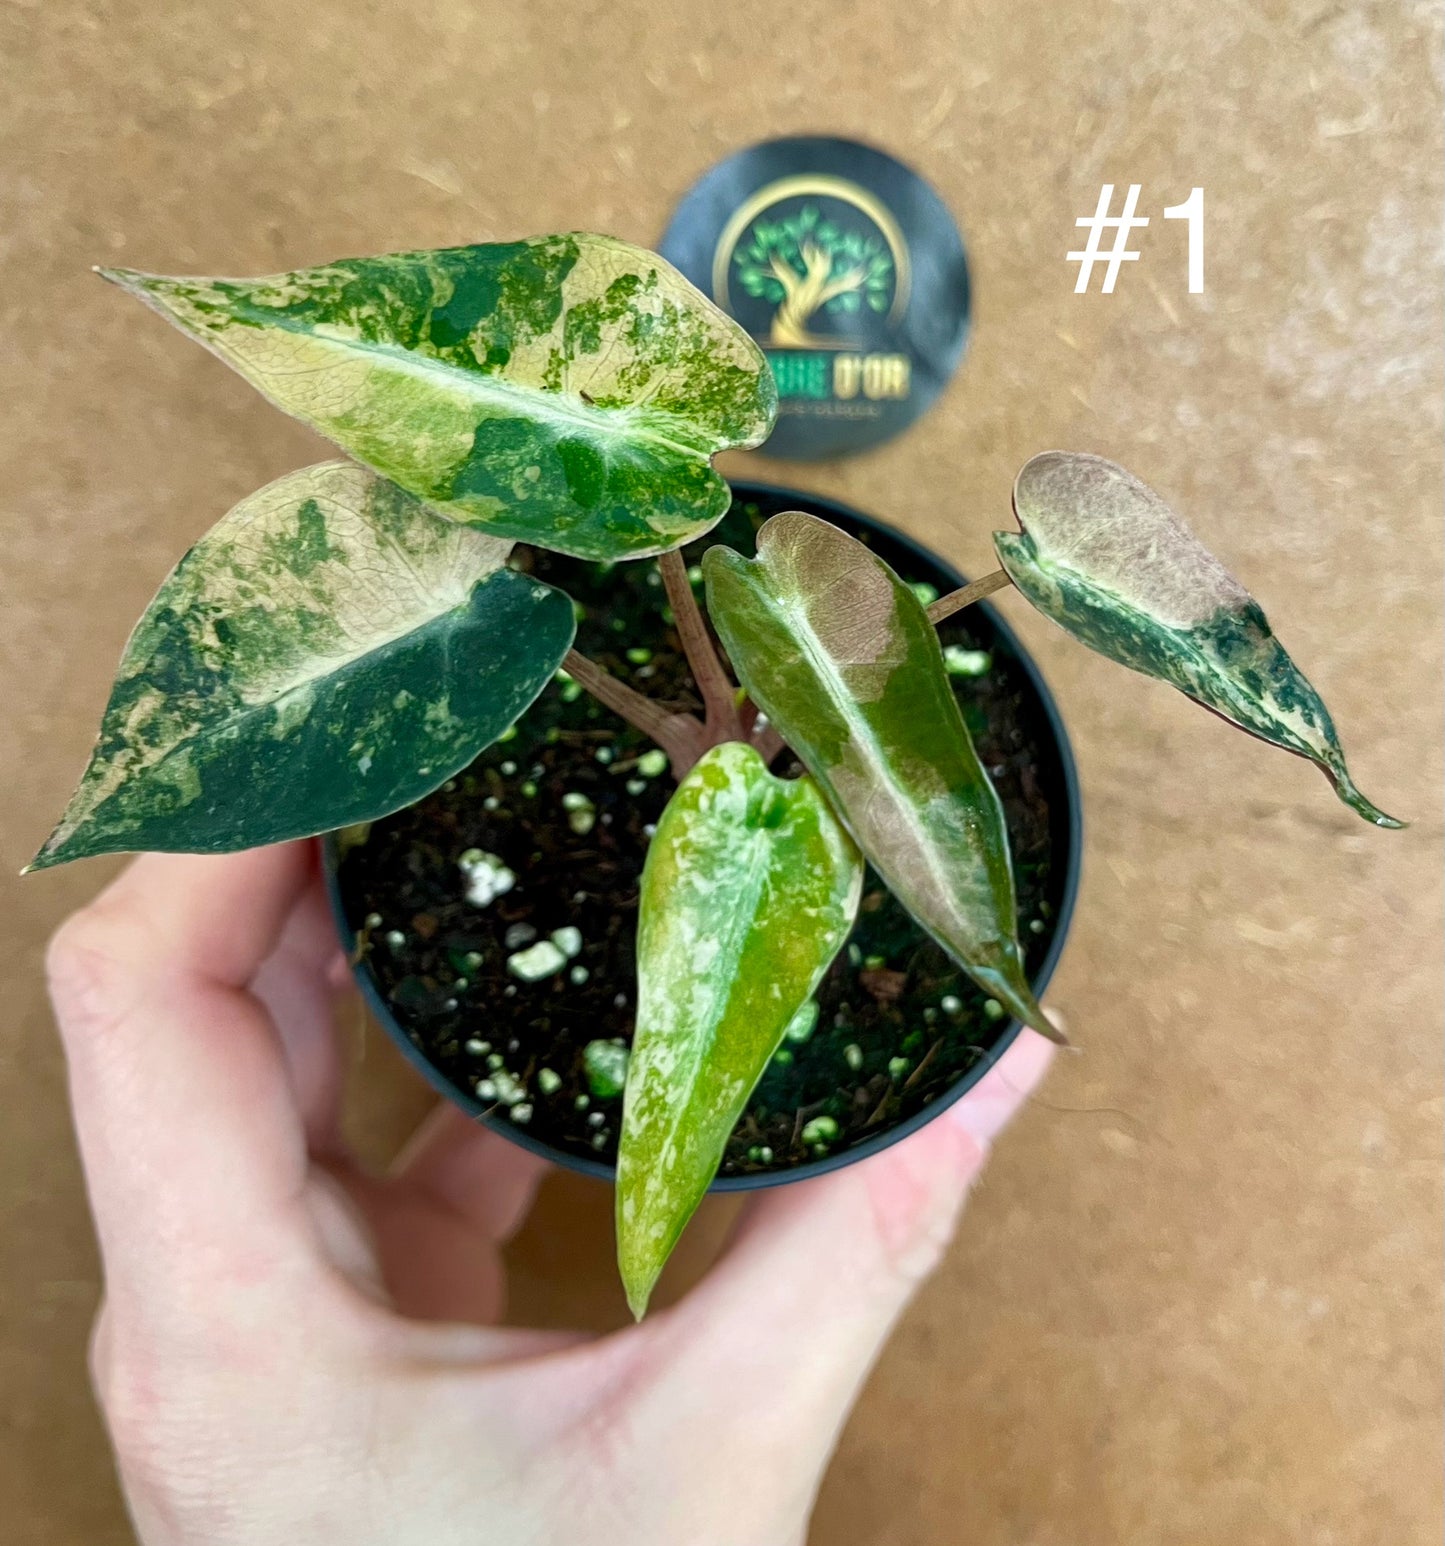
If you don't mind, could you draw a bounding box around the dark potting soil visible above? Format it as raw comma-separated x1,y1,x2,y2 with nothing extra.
335,489,1072,1177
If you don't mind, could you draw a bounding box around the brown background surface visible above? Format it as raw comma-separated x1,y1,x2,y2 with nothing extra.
2,2,1441,1542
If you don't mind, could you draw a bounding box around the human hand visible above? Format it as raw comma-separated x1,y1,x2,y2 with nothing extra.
46,843,1055,1546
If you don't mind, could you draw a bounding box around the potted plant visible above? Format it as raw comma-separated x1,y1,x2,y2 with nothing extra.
30,234,1402,1317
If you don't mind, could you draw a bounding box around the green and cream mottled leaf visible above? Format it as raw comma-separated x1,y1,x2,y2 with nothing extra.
996,452,1402,828
618,741,862,1318
703,516,1061,1045
100,235,776,561
31,462,575,869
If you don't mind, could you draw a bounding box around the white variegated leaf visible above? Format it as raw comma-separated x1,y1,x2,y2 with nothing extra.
33,462,575,867
100,234,777,561
618,741,862,1317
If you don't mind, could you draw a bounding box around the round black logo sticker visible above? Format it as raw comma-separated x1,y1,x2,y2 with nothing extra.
660,136,970,459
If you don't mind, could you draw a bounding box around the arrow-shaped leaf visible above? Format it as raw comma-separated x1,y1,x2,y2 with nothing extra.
31,462,575,869
703,515,1061,1045
619,741,862,1317
100,234,776,562
996,452,1402,828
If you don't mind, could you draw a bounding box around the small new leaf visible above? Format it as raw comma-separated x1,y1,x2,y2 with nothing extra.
31,463,575,869
619,742,862,1317
703,516,1061,1044
99,234,776,561
996,452,1402,828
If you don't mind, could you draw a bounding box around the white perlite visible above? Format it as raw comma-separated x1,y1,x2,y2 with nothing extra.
491,1070,526,1105
550,926,583,959
561,791,596,835
943,645,992,677
458,848,515,907
507,940,567,981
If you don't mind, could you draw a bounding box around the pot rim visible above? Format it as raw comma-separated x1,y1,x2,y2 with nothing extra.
323,479,1083,1192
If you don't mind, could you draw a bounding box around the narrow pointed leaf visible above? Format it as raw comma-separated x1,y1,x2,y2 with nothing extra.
703,515,1061,1044
100,234,776,561
619,741,862,1317
32,463,575,869
996,452,1402,828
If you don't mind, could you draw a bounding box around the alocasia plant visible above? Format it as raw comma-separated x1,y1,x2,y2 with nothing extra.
32,234,1403,1315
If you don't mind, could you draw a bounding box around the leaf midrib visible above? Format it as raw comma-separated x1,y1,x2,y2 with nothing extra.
773,587,965,943
645,804,775,1172
231,319,726,464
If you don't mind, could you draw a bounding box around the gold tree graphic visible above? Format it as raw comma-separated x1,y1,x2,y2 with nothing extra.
733,205,894,347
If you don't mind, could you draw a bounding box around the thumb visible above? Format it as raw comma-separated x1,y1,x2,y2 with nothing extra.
652,1028,1056,1455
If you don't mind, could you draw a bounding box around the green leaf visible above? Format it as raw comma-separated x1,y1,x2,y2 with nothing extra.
996,452,1403,828
618,741,862,1317
98,234,777,562
31,463,575,869
703,515,1062,1045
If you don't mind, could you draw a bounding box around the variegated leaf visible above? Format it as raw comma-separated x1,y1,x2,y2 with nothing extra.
703,516,1062,1045
996,452,1402,828
31,462,575,869
100,235,776,561
619,741,862,1317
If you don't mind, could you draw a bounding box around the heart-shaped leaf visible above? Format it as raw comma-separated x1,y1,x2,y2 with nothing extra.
703,515,1061,1045
619,741,862,1317
100,235,776,561
996,452,1402,828
31,462,575,869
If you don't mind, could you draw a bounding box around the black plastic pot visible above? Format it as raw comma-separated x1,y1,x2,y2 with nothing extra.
324,482,1081,1191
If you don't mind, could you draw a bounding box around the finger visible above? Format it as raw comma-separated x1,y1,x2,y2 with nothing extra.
46,846,318,1306
249,873,351,1155
308,1166,593,1355
329,1164,509,1325
391,1103,551,1244
87,1298,112,1405
301,1109,550,1327
647,1029,1056,1450
940,1022,1060,1149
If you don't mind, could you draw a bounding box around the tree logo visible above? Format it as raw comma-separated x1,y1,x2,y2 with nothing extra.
731,200,896,348
712,175,910,350
660,137,970,458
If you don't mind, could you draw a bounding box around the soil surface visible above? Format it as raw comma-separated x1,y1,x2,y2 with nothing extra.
335,488,1073,1177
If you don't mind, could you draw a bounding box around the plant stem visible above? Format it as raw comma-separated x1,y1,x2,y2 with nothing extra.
926,568,1012,624
658,549,745,742
562,649,706,779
